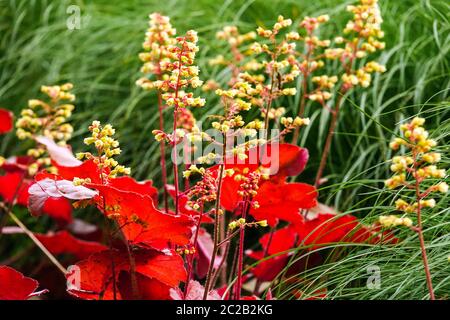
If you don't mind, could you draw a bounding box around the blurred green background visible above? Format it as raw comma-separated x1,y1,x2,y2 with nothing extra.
0,0,449,299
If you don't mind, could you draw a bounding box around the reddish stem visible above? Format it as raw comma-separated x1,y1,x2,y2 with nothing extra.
171,38,187,216
314,94,343,188
157,88,169,213
413,150,435,300
235,200,249,300
203,159,225,300
184,206,204,298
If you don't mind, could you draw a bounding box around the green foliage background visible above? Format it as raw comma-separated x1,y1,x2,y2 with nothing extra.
0,0,449,299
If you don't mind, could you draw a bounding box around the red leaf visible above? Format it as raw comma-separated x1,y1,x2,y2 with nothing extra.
93,184,194,249
108,176,158,203
260,143,309,177
54,159,103,184
0,265,46,300
251,181,318,226
35,231,107,260
35,136,81,167
27,178,98,216
67,249,186,300
247,249,290,282
247,227,297,282
0,172,30,206
260,227,297,256
118,273,172,300
0,108,13,134
293,213,360,249
42,197,73,225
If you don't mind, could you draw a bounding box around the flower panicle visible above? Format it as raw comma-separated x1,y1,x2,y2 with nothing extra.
136,13,177,90
383,117,447,229
77,121,130,179
15,83,75,175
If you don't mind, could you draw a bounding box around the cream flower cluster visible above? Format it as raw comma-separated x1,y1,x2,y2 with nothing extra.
381,117,448,229
323,0,386,91
77,121,130,179
15,83,75,174
136,13,176,90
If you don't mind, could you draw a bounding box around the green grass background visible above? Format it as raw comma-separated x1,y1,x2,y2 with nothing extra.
0,0,449,299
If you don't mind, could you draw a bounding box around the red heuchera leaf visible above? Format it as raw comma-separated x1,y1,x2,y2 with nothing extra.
251,181,318,226
221,143,308,178
0,172,74,224
118,273,172,300
247,250,291,282
42,197,73,225
344,222,399,245
35,231,107,260
0,108,13,134
54,159,103,184
293,213,360,249
0,265,47,300
93,184,193,249
216,143,316,225
67,249,186,300
108,176,158,204
0,172,30,206
259,143,309,177
27,178,98,216
260,227,297,256
247,227,297,282
35,136,82,167
170,280,221,300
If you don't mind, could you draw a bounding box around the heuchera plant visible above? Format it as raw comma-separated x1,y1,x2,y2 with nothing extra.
3,0,435,301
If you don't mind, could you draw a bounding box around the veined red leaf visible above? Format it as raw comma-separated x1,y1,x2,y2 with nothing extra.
54,159,103,184
67,249,186,300
0,172,30,206
35,230,107,260
93,184,194,249
27,178,98,216
251,181,318,226
0,266,47,300
293,213,360,249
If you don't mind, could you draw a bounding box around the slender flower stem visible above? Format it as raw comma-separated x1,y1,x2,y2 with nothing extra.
292,43,312,145
314,93,343,188
263,68,276,139
171,39,187,216
412,150,435,300
203,142,226,300
211,229,234,288
157,88,169,213
172,109,180,215
235,200,250,300
125,240,139,300
253,227,274,295
218,212,227,285
184,206,204,298
2,205,66,275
